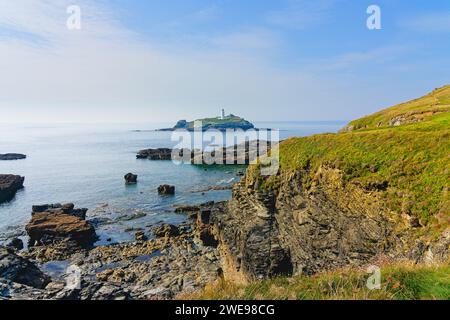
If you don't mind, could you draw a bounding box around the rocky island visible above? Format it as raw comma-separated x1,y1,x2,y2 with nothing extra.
158,110,255,132
0,154,26,161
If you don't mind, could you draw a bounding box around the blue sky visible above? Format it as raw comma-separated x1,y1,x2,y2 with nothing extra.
0,0,449,123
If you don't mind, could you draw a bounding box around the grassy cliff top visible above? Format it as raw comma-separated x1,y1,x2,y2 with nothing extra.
185,262,450,300
344,85,450,131
253,86,450,227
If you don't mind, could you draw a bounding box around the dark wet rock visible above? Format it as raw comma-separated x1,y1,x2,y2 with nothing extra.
0,246,50,289
0,174,25,203
197,227,219,248
174,205,201,214
152,224,179,238
0,153,26,161
198,210,212,225
135,231,148,242
26,204,96,248
174,201,215,214
5,238,24,251
137,148,173,160
158,185,175,195
124,173,137,184
191,185,233,193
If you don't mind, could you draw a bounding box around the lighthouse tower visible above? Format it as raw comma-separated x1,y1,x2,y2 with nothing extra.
221,108,225,120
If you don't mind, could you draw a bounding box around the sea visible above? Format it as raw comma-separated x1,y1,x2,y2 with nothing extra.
0,121,345,246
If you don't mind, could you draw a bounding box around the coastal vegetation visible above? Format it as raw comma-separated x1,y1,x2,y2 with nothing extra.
252,85,450,229
183,262,450,300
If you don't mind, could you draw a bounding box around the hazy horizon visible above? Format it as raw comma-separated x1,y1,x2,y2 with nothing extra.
1,1,449,123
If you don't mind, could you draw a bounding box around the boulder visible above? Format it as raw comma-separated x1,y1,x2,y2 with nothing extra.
5,238,24,251
158,185,175,195
0,174,25,203
152,224,179,238
124,173,138,184
0,153,26,160
0,246,50,289
26,204,96,248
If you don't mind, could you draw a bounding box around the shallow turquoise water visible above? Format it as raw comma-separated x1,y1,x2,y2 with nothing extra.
0,121,344,244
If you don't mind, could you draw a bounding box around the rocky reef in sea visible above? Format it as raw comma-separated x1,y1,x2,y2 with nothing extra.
0,174,24,204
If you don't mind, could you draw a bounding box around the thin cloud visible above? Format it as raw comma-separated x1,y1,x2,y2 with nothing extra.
400,12,450,33
266,0,339,29
321,46,414,71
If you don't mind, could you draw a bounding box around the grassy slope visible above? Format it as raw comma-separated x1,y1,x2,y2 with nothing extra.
184,263,450,300
346,85,450,130
257,86,450,228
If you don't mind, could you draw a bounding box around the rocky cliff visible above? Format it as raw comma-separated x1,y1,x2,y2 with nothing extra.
210,86,450,283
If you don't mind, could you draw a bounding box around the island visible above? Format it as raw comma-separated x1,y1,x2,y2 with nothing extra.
158,109,255,131
0,153,26,160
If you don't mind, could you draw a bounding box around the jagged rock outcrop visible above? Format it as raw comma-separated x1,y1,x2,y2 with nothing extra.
211,166,449,283
0,174,25,203
26,203,96,248
0,154,26,160
0,247,50,289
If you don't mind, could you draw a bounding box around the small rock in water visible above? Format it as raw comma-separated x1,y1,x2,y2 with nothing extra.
124,173,138,184
158,185,175,195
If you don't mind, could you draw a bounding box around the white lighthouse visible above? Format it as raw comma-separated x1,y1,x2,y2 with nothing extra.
221,108,225,120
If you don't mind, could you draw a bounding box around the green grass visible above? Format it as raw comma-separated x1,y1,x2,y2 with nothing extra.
183,262,450,300
250,87,450,228
346,85,450,131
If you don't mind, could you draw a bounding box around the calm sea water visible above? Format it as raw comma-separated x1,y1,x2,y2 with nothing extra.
0,121,345,245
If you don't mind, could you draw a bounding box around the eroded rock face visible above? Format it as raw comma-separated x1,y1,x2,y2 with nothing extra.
0,174,25,203
26,204,96,248
0,247,50,289
211,166,399,282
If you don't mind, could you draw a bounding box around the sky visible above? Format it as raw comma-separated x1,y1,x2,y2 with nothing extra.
0,0,449,123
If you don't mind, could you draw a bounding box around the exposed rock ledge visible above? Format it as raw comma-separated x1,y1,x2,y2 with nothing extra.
0,174,25,203
26,203,96,249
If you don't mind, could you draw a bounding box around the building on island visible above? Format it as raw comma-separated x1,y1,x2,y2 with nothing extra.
221,108,225,120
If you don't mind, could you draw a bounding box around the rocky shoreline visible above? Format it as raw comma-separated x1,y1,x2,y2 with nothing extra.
0,201,223,300
0,174,25,204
